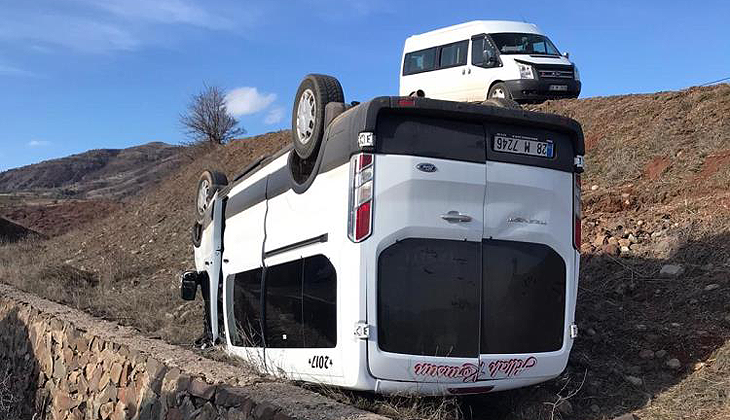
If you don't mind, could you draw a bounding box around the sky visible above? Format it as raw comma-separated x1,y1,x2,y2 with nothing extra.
1,0,729,171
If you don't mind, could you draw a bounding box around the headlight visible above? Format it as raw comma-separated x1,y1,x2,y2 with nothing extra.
574,66,580,81
517,63,535,79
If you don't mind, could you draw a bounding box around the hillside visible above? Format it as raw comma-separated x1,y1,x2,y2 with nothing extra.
0,142,183,199
1,84,729,419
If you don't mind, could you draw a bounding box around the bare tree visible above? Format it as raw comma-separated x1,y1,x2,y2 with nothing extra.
180,85,245,145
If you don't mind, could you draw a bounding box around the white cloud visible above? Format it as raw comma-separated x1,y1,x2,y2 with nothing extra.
0,64,33,77
75,0,234,30
27,140,51,147
264,107,285,125
225,87,276,117
0,14,139,53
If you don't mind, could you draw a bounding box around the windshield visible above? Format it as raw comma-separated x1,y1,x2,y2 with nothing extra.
490,33,560,56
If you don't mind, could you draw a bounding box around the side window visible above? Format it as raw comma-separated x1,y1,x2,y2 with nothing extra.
403,47,437,75
264,255,337,348
302,255,337,348
472,36,498,68
265,259,305,348
230,268,264,347
439,40,468,68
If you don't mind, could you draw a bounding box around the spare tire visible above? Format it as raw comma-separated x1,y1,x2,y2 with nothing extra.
195,170,228,223
291,74,344,159
482,98,522,110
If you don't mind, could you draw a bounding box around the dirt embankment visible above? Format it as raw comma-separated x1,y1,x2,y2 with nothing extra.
1,84,730,419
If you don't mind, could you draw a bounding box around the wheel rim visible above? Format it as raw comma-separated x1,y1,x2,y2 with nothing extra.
296,89,316,146
197,179,210,215
491,88,506,99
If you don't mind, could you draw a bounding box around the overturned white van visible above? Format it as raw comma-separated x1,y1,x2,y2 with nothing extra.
400,20,581,103
181,74,585,396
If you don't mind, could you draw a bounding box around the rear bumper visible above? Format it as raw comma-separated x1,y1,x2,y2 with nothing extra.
374,374,559,396
503,79,581,102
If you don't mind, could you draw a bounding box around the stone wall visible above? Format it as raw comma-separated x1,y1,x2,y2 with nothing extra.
0,283,384,420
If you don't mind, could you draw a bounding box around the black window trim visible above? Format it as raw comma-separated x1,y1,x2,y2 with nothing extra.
471,33,502,69
402,38,470,76
437,39,469,71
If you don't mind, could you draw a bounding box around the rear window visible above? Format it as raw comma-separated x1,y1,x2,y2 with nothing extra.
378,239,481,357
376,111,485,163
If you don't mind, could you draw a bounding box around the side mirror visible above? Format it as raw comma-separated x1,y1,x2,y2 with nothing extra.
487,56,497,65
180,271,199,301
562,52,570,59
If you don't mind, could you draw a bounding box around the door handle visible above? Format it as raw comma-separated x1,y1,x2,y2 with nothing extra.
462,68,466,75
440,211,472,223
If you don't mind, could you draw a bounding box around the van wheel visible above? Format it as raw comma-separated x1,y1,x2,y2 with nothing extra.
488,83,512,100
195,170,228,223
291,74,344,159
482,98,521,110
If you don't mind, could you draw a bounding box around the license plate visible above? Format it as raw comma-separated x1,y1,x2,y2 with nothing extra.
549,84,568,91
493,134,554,158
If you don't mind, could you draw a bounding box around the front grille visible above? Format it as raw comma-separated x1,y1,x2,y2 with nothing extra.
536,65,574,80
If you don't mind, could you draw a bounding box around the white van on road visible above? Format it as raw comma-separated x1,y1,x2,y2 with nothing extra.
400,20,581,103
182,74,585,396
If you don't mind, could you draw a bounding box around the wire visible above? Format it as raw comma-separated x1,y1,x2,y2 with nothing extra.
700,76,730,86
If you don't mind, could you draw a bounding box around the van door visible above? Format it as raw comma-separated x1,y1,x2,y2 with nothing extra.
466,35,500,101
433,40,470,100
366,112,486,383
478,123,576,380
221,172,269,368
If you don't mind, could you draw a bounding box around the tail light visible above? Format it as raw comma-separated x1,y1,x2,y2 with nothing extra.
573,173,582,250
348,153,374,242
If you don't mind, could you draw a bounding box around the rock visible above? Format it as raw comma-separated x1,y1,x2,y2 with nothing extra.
626,375,643,386
189,378,217,400
666,358,681,369
705,284,721,291
618,238,631,247
689,298,698,304
639,349,655,359
724,315,730,325
586,328,597,336
602,244,620,256
635,324,647,332
659,264,684,277
593,235,608,247
110,362,123,385
620,246,631,253
608,237,619,245
100,402,114,420
628,233,638,243
701,263,714,271
591,185,599,191
590,404,600,413
637,220,644,226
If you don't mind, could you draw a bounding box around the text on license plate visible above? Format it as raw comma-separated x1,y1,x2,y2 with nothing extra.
493,134,554,158
549,84,568,91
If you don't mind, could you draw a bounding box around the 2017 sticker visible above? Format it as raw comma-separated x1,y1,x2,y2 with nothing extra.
308,355,333,369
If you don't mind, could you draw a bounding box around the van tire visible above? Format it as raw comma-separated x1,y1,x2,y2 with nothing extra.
482,98,521,110
488,82,512,100
191,222,203,247
292,74,344,160
195,170,228,223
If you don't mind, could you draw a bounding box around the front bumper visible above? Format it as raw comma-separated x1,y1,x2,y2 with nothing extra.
504,79,581,102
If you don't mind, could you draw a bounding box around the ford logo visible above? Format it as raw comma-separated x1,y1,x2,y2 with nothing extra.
416,163,437,173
